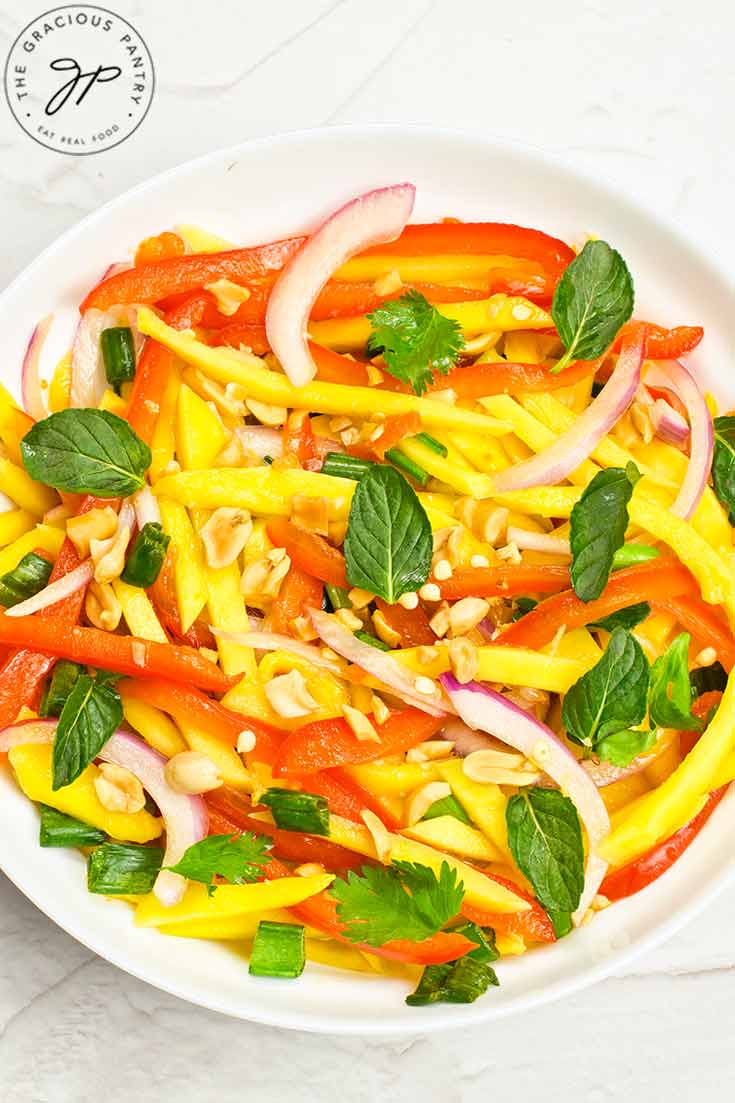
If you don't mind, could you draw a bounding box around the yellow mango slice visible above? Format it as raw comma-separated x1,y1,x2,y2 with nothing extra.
345,760,440,797
120,691,187,758
0,457,58,516
435,758,509,857
0,525,64,576
176,382,229,470
158,498,207,632
134,874,334,927
158,908,294,939
177,720,251,790
112,579,167,643
402,815,500,862
0,509,34,548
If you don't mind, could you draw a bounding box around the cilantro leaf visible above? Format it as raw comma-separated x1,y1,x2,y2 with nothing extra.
569,464,640,602
344,464,432,602
711,416,735,524
53,671,123,790
595,726,658,767
367,290,464,396
506,788,585,913
649,633,702,731
551,240,634,372
562,627,649,753
330,860,464,946
166,832,272,895
587,601,650,633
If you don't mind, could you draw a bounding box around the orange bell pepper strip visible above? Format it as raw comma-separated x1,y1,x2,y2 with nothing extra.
269,566,323,636
289,885,475,965
134,231,186,267
122,677,282,755
373,597,435,647
299,768,401,831
461,871,556,944
679,691,723,757
80,237,304,312
0,614,229,692
266,518,348,588
439,563,571,602
651,594,735,673
366,412,421,459
437,357,598,401
307,342,371,386
205,787,365,875
275,709,443,778
614,322,704,360
599,785,728,902
497,560,697,652
359,221,576,282
282,412,320,471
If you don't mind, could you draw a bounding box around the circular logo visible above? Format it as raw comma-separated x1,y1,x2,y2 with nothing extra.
3,4,154,155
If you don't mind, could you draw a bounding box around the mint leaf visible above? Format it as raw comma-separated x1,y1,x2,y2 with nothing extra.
588,601,650,633
367,290,464,396
551,240,634,372
331,860,464,946
166,832,272,895
506,788,584,913
562,627,649,751
52,672,123,790
649,632,702,731
596,726,657,767
570,464,639,602
406,955,499,1006
344,464,432,602
21,408,151,497
711,416,735,524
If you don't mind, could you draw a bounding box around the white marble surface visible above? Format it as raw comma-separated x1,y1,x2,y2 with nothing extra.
1,0,734,1097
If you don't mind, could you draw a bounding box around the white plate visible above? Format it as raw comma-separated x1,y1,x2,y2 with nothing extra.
0,126,733,1035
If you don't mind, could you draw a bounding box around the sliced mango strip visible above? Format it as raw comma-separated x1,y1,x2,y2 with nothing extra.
0,509,34,548
155,466,354,518
402,815,500,862
158,498,207,633
435,758,509,857
0,457,58,516
112,579,168,643
134,874,334,927
394,644,593,693
0,524,64,576
120,690,187,758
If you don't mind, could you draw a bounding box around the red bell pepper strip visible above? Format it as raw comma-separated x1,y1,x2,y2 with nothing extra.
0,614,229,692
359,222,576,282
122,677,282,757
208,323,270,355
460,871,556,944
373,597,435,648
269,566,323,637
650,594,735,673
437,357,598,401
599,785,728,902
147,549,215,650
275,709,443,778
366,412,421,459
439,563,572,602
204,787,365,874
614,322,704,360
80,238,304,312
308,342,371,386
266,518,348,588
282,411,320,470
679,691,723,757
497,560,697,651
298,768,401,831
288,886,475,965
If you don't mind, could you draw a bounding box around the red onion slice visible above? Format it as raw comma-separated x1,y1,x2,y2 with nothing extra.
131,486,161,529
644,360,713,519
309,607,446,717
439,673,610,924
210,628,344,675
266,184,415,386
0,718,55,752
650,399,689,447
99,730,208,906
71,306,130,407
234,426,284,460
5,560,94,618
493,326,645,491
22,314,53,421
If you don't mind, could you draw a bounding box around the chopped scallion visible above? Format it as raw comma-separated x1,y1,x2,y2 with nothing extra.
413,432,448,457
611,543,659,570
0,551,52,608
320,452,374,480
384,448,430,487
354,629,390,651
249,920,305,978
39,805,106,848
260,788,330,836
325,583,352,611
100,326,136,391
120,522,170,588
87,843,163,895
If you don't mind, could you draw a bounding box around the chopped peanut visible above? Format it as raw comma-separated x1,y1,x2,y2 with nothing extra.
429,601,451,639
405,781,451,826
406,740,455,763
236,729,257,754
433,558,453,581
205,278,251,316
335,607,363,632
264,669,319,719
199,507,253,569
370,694,390,726
349,587,374,610
496,541,522,564
373,268,403,296
360,809,393,862
414,675,438,696
246,398,287,427
372,609,401,647
295,862,326,878
418,582,441,602
448,596,490,636
398,591,419,610
94,763,145,814
67,506,118,559
290,614,319,641
456,501,509,546
90,523,131,585
343,704,380,743
462,749,540,786
241,550,291,599
447,636,479,684
85,579,122,632
164,750,222,794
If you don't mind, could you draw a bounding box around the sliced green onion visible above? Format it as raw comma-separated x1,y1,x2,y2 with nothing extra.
413,432,448,457
355,629,390,651
320,452,374,480
690,661,728,698
263,455,274,465
422,793,471,825
591,381,605,398
39,660,85,718
548,909,573,939
511,596,538,622
87,843,164,895
249,920,305,978
100,326,136,390
325,583,352,611
611,543,659,570
120,522,171,588
384,448,430,487
0,551,52,608
260,788,330,836
39,805,106,848
406,955,499,1006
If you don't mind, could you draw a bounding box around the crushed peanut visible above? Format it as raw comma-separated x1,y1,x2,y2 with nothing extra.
290,614,319,641
405,781,452,826
328,415,352,433
448,596,490,636
406,740,454,763
429,601,451,639
94,763,145,814
370,694,390,726
462,750,541,786
630,400,654,444
433,558,453,581
236,729,257,754
470,554,490,569
398,591,419,610
335,607,363,632
496,541,521,564
240,549,291,599
432,526,454,553
205,278,251,316
414,675,438,696
373,268,403,297
90,523,131,584
456,501,508,547
349,587,374,610
246,398,287,427
342,704,380,743
85,580,122,632
264,669,319,719
199,507,253,569
693,646,717,668
360,809,393,862
447,636,479,683
66,506,118,559
372,609,401,647
164,750,222,794
418,582,441,602
366,364,384,386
